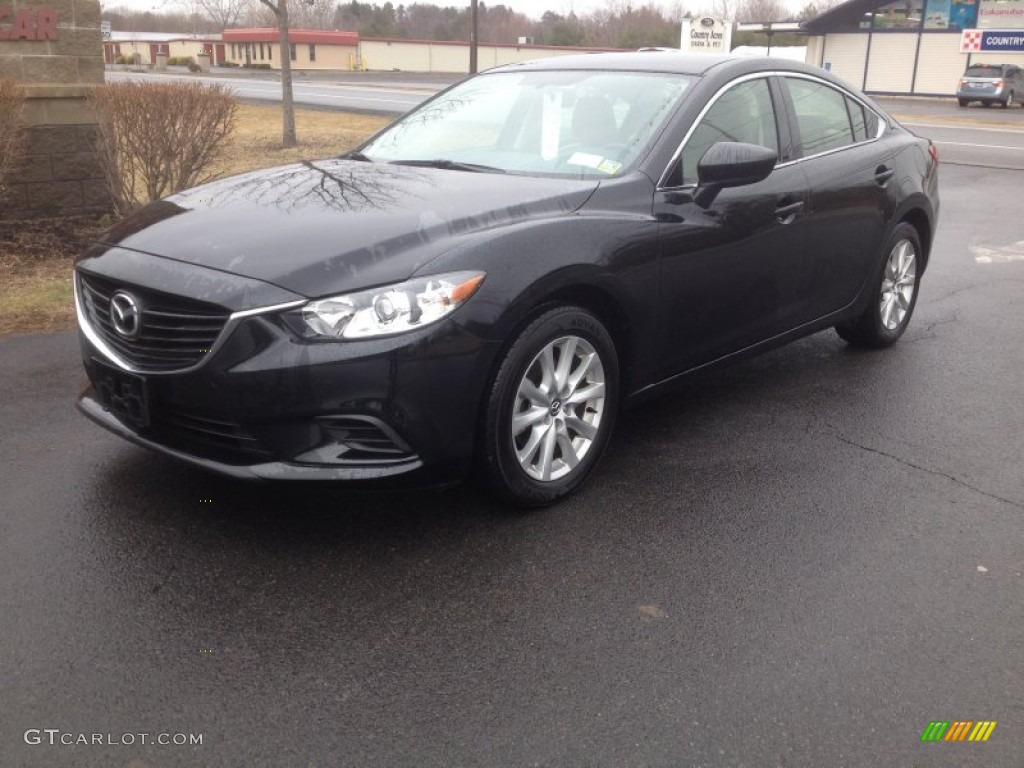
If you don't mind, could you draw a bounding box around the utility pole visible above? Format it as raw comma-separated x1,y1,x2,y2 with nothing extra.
469,0,478,74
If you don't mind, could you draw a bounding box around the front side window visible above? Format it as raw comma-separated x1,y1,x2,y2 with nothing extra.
675,77,779,186
785,78,859,156
362,70,693,178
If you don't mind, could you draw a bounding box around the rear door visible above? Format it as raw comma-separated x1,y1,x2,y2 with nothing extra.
778,75,897,324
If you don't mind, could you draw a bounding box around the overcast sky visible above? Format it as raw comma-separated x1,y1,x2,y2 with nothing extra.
108,0,805,24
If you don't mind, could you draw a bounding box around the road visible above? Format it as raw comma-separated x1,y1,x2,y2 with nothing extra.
885,99,1024,170
105,70,437,114
2,111,1024,766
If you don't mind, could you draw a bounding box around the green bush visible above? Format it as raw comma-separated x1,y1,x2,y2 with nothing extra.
165,56,178,66
244,63,272,70
220,61,239,68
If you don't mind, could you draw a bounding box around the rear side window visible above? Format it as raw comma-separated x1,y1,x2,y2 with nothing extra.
847,99,868,142
677,78,779,185
785,78,871,156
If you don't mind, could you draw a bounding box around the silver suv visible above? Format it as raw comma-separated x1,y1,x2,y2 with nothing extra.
957,64,1023,108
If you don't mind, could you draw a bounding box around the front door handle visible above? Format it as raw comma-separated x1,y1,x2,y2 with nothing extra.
774,200,804,224
875,165,895,185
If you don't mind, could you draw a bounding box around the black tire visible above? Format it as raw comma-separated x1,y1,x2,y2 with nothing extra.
480,306,619,508
957,98,968,107
836,222,922,349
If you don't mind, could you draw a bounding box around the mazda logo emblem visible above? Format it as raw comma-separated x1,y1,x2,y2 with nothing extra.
110,292,141,339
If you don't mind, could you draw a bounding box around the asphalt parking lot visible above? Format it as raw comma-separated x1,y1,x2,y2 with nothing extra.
2,129,1023,765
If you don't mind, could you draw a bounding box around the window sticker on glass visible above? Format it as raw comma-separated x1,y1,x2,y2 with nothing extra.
567,152,605,168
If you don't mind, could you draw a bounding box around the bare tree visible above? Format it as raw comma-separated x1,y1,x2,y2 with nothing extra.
735,0,790,21
185,0,248,29
256,0,297,148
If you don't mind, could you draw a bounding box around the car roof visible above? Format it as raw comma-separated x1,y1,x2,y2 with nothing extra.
487,51,827,79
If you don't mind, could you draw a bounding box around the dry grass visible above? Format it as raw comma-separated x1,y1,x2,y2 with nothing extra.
211,104,388,178
0,106,389,337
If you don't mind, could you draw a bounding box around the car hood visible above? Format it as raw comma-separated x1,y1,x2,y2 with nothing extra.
88,159,600,297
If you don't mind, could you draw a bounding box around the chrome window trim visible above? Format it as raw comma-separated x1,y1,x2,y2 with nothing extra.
657,70,887,191
74,271,305,376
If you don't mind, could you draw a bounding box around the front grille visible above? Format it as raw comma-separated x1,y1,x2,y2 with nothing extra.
79,272,230,372
150,408,273,464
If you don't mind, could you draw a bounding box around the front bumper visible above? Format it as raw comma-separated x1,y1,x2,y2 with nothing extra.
78,304,501,488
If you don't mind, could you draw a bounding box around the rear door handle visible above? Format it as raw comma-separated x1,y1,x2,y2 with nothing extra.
875,165,895,185
774,200,804,224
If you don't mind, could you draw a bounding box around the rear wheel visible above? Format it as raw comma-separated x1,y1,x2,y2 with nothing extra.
480,306,619,507
836,223,921,348
1004,91,1015,108
958,98,968,107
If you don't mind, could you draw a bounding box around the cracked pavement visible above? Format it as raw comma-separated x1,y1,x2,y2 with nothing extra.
1,167,1022,766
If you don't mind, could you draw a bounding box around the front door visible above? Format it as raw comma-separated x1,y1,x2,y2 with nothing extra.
656,76,810,377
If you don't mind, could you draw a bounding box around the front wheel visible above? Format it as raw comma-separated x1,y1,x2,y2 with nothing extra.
836,223,922,348
958,98,968,107
480,306,619,507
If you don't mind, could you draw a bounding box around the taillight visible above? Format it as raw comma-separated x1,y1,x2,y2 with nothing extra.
995,80,1005,88
928,142,939,165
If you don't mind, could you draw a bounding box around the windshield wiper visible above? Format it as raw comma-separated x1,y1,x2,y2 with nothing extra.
388,159,506,174
342,150,374,162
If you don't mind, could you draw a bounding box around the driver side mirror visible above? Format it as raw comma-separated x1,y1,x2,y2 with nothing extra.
693,142,779,209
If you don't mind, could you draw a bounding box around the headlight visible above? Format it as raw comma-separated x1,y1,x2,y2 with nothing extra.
282,271,485,340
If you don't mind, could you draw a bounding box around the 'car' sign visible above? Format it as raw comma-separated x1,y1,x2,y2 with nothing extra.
961,28,1024,51
0,6,59,40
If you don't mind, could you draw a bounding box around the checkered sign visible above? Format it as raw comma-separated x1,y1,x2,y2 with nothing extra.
961,28,1024,52
960,29,983,51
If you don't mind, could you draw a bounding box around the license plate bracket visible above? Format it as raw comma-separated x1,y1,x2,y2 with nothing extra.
93,359,151,429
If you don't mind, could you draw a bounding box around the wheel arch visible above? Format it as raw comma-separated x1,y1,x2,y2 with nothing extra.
486,271,636,405
900,206,932,271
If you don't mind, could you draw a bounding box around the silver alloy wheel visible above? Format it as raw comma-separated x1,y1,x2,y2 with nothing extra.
879,238,917,330
511,335,606,482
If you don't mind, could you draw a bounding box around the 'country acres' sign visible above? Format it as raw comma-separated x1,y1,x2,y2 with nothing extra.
0,6,59,40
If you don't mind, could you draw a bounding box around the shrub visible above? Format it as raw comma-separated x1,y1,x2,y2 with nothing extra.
166,56,178,66
0,79,27,202
221,61,239,68
89,81,238,216
245,63,272,70
187,61,200,72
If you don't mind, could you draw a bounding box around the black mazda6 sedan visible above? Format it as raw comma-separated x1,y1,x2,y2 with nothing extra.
75,53,939,506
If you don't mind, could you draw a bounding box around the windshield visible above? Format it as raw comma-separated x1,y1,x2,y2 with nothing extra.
361,70,693,178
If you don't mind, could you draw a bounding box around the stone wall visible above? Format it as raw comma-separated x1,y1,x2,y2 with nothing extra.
0,0,110,219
